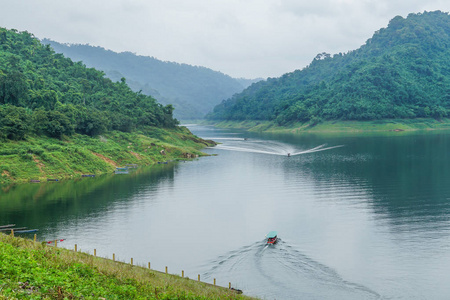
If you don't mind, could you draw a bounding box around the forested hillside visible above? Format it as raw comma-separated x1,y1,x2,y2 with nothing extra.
0,28,178,141
208,11,450,125
43,40,259,120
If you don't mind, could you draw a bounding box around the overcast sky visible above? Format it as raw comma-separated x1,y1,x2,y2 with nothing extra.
0,1,449,79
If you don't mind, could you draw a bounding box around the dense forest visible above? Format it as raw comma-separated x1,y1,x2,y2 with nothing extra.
43,40,259,120
208,11,450,125
0,28,179,141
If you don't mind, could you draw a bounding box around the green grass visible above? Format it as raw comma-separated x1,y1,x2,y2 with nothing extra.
204,118,450,136
0,234,253,299
0,127,215,185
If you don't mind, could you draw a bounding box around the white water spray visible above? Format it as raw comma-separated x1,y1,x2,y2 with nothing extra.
208,138,344,156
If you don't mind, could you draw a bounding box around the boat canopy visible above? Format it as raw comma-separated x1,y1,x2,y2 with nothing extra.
267,231,278,238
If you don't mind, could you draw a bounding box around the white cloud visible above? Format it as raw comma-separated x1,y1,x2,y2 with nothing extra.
0,0,449,78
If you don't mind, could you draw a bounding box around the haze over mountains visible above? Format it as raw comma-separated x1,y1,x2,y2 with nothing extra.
43,40,260,120
208,11,450,125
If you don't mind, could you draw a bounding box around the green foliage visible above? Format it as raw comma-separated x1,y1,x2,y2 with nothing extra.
0,105,30,140
208,11,450,124
0,27,179,141
0,128,214,185
0,235,250,299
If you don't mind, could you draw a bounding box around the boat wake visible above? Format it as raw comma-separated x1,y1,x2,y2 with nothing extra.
208,139,344,156
201,240,381,299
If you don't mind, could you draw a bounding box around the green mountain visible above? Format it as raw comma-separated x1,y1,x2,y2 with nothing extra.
42,40,260,120
0,28,219,184
208,11,450,125
0,27,182,141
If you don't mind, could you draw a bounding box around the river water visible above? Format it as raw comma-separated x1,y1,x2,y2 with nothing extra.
2,125,450,299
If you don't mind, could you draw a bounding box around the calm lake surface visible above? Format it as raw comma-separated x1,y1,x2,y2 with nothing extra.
2,125,450,299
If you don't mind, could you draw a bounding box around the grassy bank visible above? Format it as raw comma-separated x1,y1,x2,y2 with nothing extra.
0,127,215,185
204,118,450,135
0,233,253,299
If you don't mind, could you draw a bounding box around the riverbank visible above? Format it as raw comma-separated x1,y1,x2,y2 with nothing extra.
0,126,216,185
0,233,253,299
204,118,450,135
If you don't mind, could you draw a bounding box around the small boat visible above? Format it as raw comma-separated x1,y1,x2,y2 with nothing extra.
0,227,27,232
0,224,15,229
114,167,129,174
82,174,95,177
114,170,129,174
266,231,278,244
14,229,38,234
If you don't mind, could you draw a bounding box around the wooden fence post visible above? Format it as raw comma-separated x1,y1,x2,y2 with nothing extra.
113,253,115,261
74,244,77,252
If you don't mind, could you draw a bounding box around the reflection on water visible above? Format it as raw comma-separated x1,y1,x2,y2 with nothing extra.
0,165,175,239
2,125,450,299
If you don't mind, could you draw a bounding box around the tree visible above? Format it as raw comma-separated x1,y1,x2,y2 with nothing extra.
0,105,30,140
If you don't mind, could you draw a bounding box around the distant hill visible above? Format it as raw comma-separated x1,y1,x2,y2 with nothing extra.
208,11,450,124
42,40,260,120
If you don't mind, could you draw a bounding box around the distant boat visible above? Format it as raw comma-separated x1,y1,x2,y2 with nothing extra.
0,224,15,229
115,167,129,174
14,229,39,234
266,231,278,244
82,174,95,177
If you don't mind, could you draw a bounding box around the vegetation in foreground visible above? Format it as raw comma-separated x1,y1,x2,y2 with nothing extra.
0,127,215,185
0,234,253,299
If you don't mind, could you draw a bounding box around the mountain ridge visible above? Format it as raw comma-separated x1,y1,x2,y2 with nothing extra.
42,40,261,120
207,11,450,125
